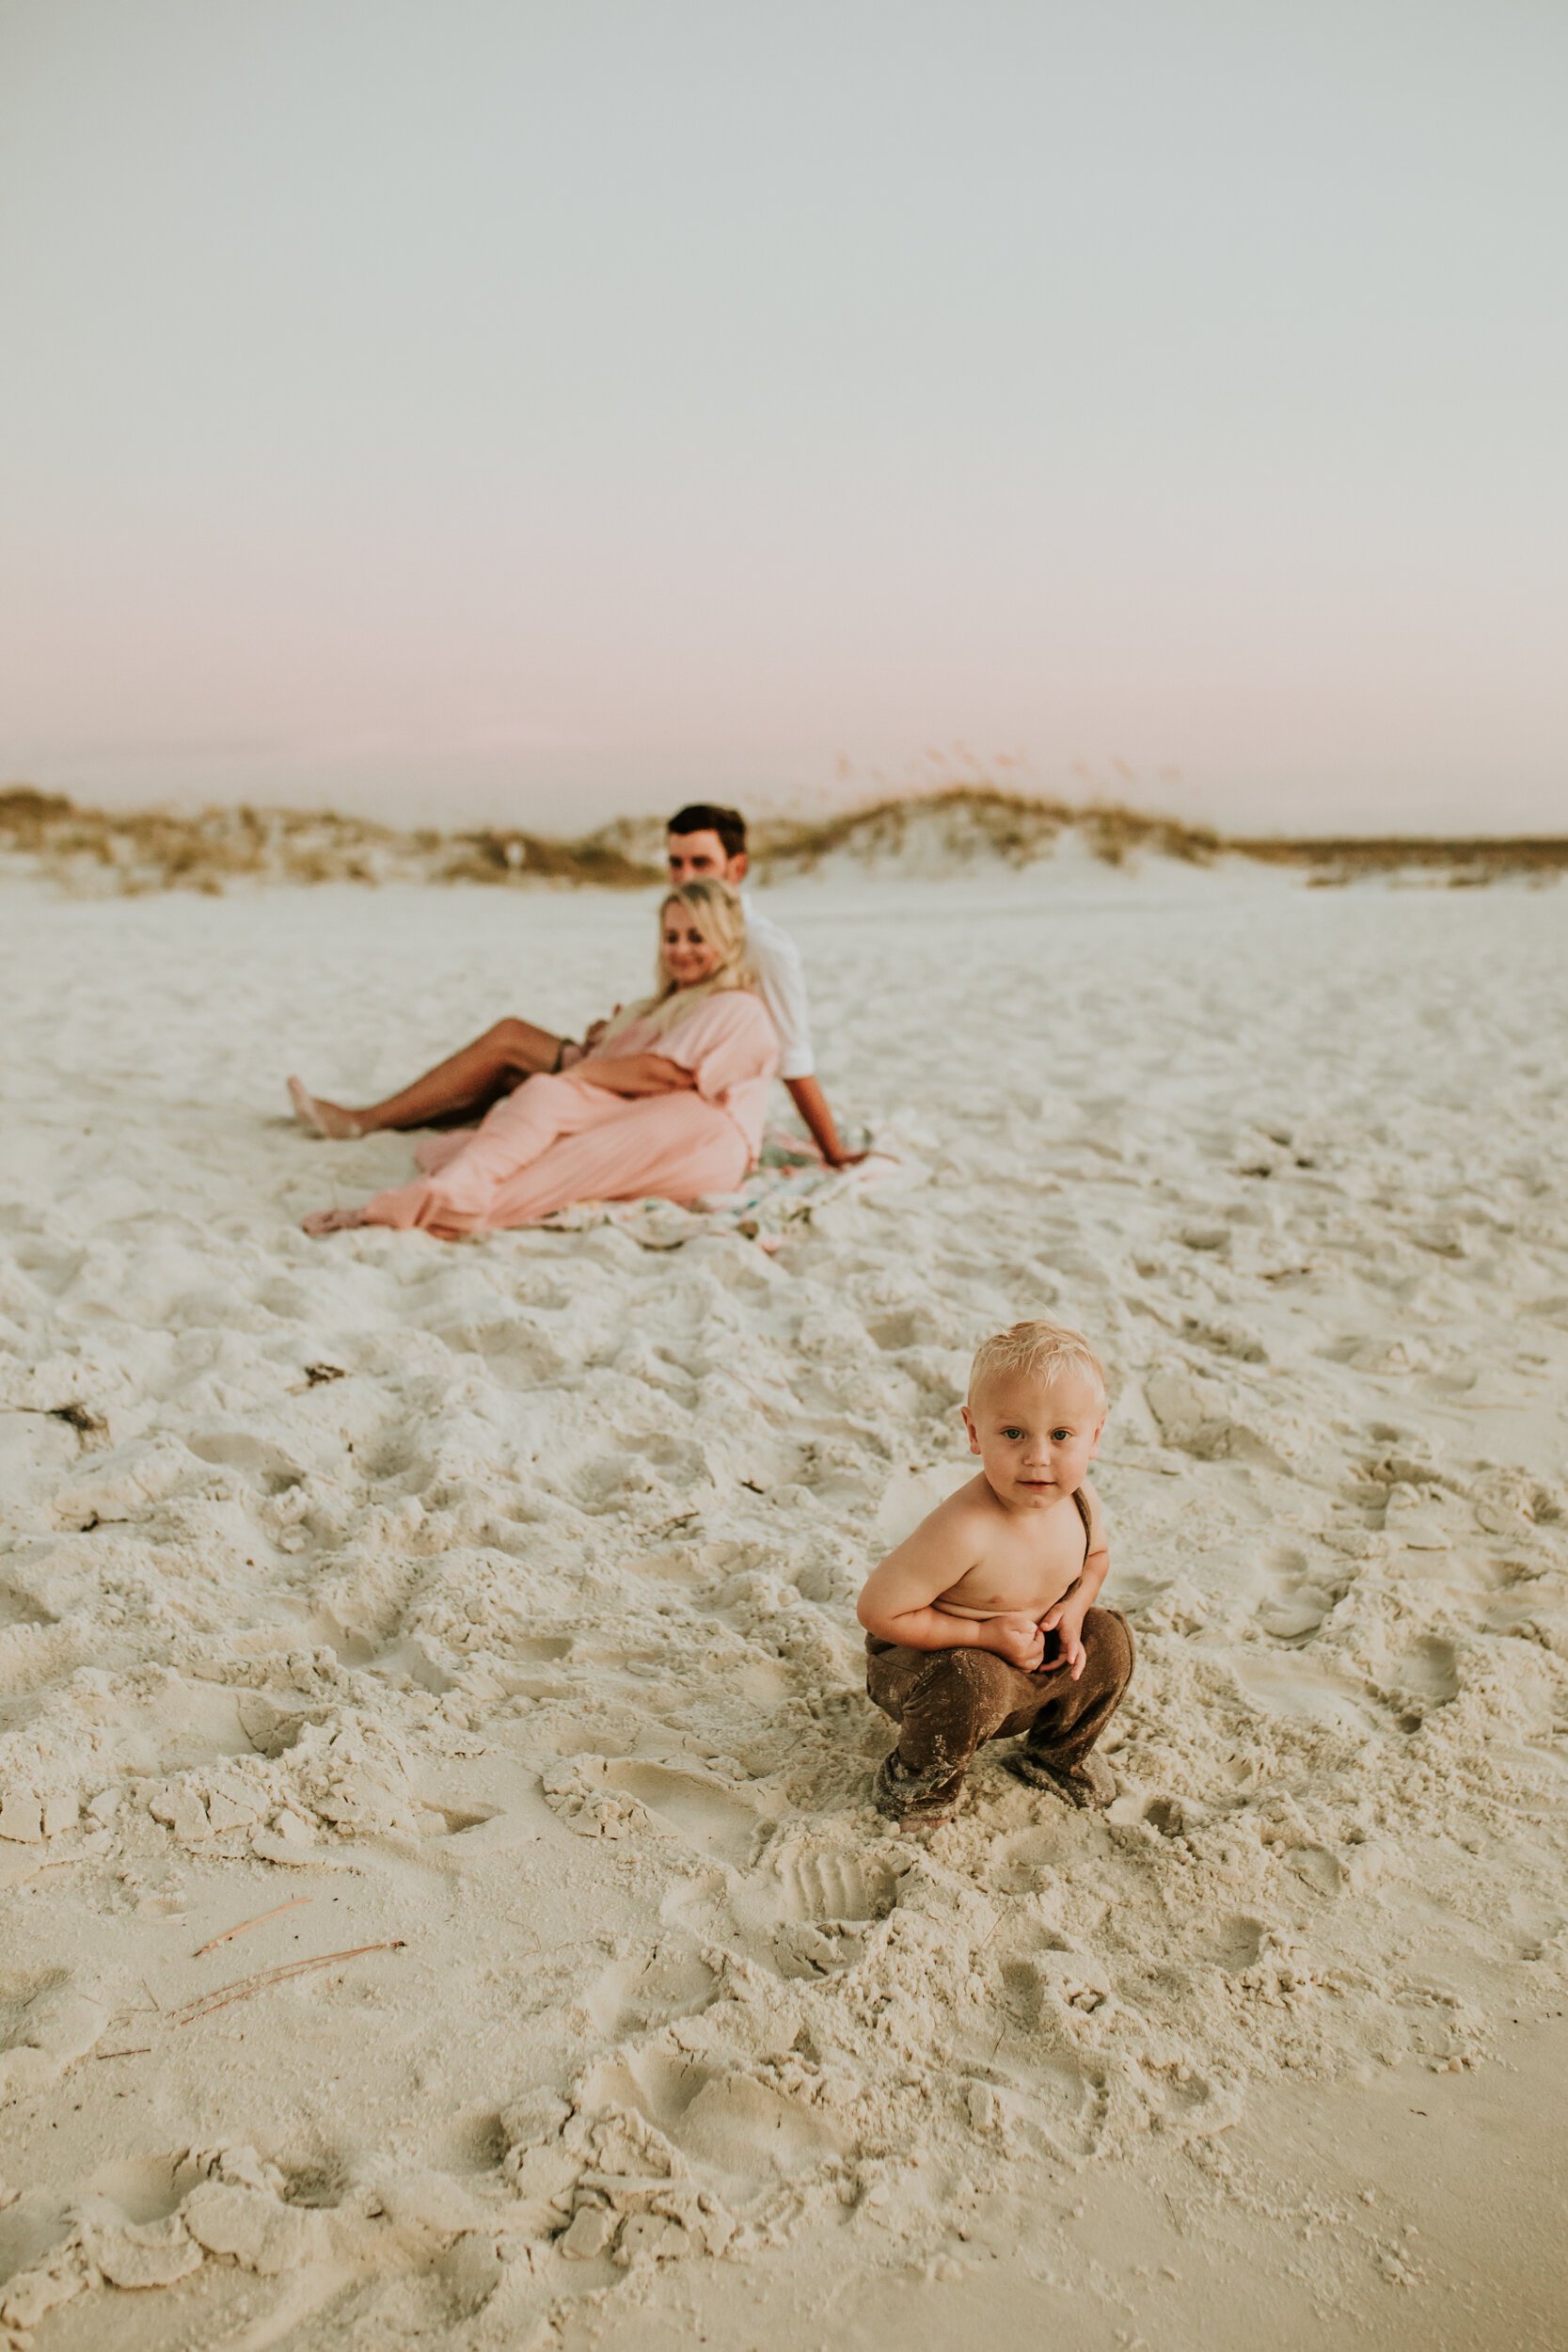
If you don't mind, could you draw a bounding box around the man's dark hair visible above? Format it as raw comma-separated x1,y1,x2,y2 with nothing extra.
667,803,748,859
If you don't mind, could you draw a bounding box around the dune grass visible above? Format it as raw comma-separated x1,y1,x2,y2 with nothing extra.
2,781,1562,897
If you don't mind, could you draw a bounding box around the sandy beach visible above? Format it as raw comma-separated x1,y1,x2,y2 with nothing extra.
2,855,1566,2350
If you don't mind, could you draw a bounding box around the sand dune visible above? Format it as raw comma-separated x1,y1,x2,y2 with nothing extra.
1,861,1565,2348
5,781,1567,899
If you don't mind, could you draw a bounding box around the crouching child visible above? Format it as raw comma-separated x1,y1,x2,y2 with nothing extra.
858,1319,1134,1832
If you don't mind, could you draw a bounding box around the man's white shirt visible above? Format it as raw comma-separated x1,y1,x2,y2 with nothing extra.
740,890,814,1081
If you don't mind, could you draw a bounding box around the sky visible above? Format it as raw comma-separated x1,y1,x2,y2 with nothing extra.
2,1,1565,837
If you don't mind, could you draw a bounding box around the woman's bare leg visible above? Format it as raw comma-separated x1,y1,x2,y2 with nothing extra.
289,1016,565,1137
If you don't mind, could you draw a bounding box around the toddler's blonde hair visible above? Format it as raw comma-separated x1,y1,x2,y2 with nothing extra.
601,878,755,1043
968,1319,1107,1408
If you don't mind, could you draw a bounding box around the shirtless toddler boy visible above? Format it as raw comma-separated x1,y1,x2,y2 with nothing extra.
858,1320,1133,1830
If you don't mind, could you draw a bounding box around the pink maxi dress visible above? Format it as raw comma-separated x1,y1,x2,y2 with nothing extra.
358,990,780,1239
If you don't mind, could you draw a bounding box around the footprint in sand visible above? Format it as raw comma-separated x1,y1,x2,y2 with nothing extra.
1001,1940,1111,2024
1396,1635,1461,1706
1284,1844,1348,1897
1197,1914,1268,1973
774,1848,899,1928
543,1756,761,1868
972,2045,1110,2162
583,1945,720,2039
1256,1542,1338,1642
0,1971,107,2104
1146,2065,1244,2138
1037,2056,1112,2159
1181,1314,1268,1364
609,1764,760,1867
1231,1650,1395,1738
1140,1793,1188,1838
1141,1363,1295,1472
866,1306,942,1352
429,1313,569,1390
755,1849,902,1977
665,1843,904,1981
986,1823,1070,1892
1374,1634,1461,1731
577,2048,845,2185
511,1633,574,1662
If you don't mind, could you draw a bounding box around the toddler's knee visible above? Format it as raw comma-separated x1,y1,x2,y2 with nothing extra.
1085,1607,1135,1690
913,1645,1015,1717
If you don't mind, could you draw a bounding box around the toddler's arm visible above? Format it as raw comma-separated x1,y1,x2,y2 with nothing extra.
857,1506,1045,1670
1037,1484,1111,1678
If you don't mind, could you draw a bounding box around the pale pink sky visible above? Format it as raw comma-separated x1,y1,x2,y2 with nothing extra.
3,2,1565,834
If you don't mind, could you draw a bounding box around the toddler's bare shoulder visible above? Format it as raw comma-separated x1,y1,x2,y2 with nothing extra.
902,1482,970,1535
925,1484,1001,1547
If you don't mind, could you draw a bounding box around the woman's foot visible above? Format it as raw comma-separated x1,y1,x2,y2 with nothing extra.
301,1205,368,1237
288,1076,364,1139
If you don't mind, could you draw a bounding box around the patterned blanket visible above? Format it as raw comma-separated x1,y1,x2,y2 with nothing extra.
535,1129,909,1251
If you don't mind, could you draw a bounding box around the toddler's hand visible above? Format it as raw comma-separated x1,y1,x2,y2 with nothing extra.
984,1612,1047,1671
1038,1594,1089,1678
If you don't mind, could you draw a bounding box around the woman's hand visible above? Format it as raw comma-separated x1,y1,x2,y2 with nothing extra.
302,1205,368,1236
560,1011,619,1071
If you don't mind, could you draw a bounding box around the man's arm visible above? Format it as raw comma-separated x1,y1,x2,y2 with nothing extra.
857,1510,1045,1667
784,1074,865,1168
748,914,866,1168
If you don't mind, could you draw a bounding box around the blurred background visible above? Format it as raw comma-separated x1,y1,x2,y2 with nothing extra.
2,0,1565,834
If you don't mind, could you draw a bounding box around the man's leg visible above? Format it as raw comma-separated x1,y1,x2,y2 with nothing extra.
866,1642,1039,1826
289,1016,564,1137
1005,1608,1133,1806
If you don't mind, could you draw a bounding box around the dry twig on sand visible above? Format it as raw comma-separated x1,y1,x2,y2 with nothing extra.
170,1942,405,2026
193,1896,311,1956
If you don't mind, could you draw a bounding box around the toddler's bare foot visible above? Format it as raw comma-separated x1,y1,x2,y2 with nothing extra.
301,1205,368,1237
288,1076,364,1139
1004,1749,1116,1808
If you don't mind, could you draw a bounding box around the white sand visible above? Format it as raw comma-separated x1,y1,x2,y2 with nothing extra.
1,862,1565,2349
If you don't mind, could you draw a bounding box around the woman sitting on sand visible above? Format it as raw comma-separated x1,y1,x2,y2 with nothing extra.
301,880,778,1240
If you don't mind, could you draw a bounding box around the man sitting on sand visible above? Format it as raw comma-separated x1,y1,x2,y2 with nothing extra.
288,803,862,1168
858,1319,1133,1832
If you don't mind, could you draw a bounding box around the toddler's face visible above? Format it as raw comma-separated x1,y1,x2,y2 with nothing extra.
962,1371,1105,1509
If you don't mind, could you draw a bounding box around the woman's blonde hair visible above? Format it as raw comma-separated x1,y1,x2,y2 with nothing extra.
601,879,755,1042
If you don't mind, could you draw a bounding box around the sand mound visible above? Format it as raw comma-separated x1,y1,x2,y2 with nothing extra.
1,867,1565,2345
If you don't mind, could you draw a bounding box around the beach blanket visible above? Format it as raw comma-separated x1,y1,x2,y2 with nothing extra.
535,1128,909,1251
